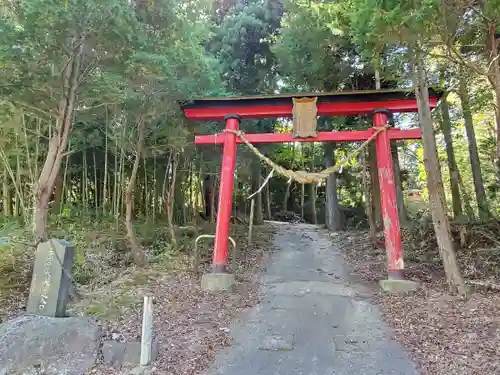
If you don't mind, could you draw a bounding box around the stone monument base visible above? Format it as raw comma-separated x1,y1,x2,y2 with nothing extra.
201,273,235,291
0,315,100,375
379,279,420,293
27,239,74,317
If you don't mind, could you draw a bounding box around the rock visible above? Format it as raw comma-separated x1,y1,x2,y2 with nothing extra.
102,341,126,369
102,340,159,369
26,239,75,318
0,315,101,375
123,341,159,366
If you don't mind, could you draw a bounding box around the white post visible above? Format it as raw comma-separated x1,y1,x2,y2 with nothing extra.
140,295,154,366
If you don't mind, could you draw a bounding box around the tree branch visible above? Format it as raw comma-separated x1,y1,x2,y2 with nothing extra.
78,57,100,85
11,101,56,118
444,43,488,76
75,101,121,111
466,3,494,24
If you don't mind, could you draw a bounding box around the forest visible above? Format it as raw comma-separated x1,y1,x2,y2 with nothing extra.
0,0,500,374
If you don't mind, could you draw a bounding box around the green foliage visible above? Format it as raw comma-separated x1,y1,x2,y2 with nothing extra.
207,0,283,94
273,0,356,90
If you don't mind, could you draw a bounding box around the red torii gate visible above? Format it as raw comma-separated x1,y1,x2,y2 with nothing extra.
181,88,441,291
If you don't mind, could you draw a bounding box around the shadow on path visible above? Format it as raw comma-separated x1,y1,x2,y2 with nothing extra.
206,223,418,375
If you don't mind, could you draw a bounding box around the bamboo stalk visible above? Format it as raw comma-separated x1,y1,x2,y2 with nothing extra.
60,143,70,216
113,128,118,218
103,107,109,215
15,130,23,218
21,110,35,187
34,118,41,180
248,198,255,245
93,148,98,212
152,152,156,223
0,149,26,219
83,148,88,212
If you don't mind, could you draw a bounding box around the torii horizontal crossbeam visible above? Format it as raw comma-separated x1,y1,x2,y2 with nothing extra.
181,88,441,121
194,128,421,144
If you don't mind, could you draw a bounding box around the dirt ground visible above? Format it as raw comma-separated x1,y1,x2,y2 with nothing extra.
336,230,500,375
4,223,500,375
0,224,274,375
74,224,274,375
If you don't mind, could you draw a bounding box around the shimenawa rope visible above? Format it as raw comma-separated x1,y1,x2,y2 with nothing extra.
224,124,391,184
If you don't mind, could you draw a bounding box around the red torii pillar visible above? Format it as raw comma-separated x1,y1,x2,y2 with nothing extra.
373,109,404,281
212,114,240,273
183,89,440,292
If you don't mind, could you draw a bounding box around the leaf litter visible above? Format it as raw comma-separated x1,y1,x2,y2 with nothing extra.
1,224,274,375
79,224,274,375
337,224,500,375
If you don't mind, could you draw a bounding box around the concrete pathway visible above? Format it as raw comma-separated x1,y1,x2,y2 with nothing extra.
207,223,418,375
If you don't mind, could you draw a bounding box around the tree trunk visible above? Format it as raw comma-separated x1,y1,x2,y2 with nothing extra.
60,151,70,215
282,143,295,213
251,159,263,225
161,154,172,216
3,167,12,216
82,148,88,212
174,160,186,224
439,92,463,219
283,180,291,212
166,153,179,246
185,161,192,222
210,176,217,223
143,157,148,218
300,184,305,219
202,174,215,221
300,144,305,219
15,133,22,218
309,144,317,224
458,172,476,219
52,171,63,212
102,113,109,215
324,143,342,230
125,118,147,266
362,148,377,244
493,82,500,179
368,143,382,230
263,168,272,219
33,44,83,242
391,141,409,226
264,185,272,220
414,55,467,296
309,183,317,224
458,74,490,220
375,66,381,89
93,149,99,211
113,134,119,217
117,123,127,220
485,21,500,180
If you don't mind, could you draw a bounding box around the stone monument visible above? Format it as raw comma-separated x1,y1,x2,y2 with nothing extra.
27,239,75,317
